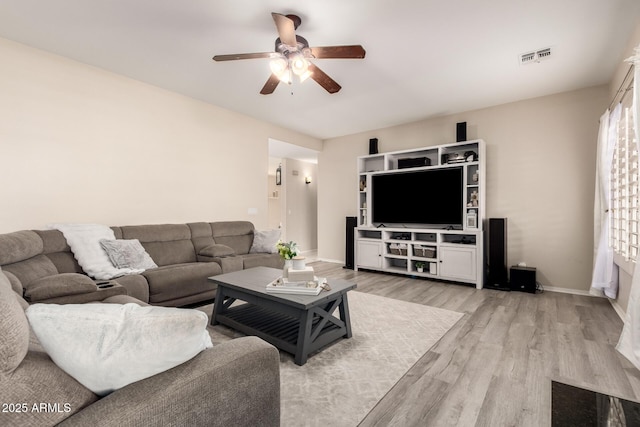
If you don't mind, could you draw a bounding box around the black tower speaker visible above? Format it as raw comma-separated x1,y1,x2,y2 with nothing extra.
456,122,467,142
345,216,357,269
487,218,508,289
369,138,378,155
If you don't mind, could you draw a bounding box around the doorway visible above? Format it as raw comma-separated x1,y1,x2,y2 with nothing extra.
268,138,318,256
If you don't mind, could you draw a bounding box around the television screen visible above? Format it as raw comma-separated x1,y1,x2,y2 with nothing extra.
372,167,463,227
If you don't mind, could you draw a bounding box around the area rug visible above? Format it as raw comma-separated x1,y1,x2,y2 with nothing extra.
200,291,463,427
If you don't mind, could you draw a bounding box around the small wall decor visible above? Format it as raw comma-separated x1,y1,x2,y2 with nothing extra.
276,164,282,185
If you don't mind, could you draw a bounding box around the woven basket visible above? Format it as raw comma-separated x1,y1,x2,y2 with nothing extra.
414,246,436,258
390,247,407,256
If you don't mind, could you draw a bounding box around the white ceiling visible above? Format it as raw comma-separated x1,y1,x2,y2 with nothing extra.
1,0,639,140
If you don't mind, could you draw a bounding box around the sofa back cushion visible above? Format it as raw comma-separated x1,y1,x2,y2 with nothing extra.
211,221,255,255
0,230,43,266
188,222,216,255
0,231,59,288
0,269,28,375
120,224,196,266
34,229,84,274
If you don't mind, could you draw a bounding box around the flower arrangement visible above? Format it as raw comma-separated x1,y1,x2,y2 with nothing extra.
276,240,299,260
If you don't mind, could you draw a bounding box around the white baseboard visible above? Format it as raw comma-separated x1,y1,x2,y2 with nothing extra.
315,257,345,265
609,299,626,320
543,285,602,297
542,285,626,320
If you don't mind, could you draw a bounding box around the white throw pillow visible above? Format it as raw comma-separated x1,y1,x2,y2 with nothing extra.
100,239,158,270
25,303,213,396
250,229,281,254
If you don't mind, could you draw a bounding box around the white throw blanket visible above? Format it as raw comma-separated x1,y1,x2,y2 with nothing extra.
48,223,144,280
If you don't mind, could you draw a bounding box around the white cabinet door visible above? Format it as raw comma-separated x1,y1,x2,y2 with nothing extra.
357,241,382,269
439,246,477,281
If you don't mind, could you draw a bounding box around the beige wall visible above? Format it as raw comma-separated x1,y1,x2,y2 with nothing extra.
0,38,321,232
319,86,608,292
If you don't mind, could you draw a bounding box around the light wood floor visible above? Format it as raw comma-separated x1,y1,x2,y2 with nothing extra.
309,261,640,427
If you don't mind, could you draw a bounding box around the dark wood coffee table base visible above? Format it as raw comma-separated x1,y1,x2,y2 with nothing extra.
210,267,355,366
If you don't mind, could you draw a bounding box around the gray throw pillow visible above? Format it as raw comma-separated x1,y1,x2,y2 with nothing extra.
100,239,158,270
250,229,281,254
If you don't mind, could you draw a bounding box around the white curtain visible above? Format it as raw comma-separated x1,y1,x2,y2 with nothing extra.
590,107,619,298
617,47,640,370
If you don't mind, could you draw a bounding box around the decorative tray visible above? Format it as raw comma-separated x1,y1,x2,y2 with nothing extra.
266,277,327,295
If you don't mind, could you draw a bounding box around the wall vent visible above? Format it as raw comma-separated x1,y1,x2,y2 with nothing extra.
520,52,536,64
520,47,552,65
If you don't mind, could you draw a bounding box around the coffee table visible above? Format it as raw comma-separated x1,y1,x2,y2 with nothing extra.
209,266,356,365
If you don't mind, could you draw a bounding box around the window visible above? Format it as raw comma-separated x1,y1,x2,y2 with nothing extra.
610,99,639,263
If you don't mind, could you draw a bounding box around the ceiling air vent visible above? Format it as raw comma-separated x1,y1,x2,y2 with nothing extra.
520,51,536,64
519,47,552,65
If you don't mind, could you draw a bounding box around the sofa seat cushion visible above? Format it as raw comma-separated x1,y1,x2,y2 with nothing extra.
241,253,285,270
142,262,221,304
25,303,213,396
24,273,97,303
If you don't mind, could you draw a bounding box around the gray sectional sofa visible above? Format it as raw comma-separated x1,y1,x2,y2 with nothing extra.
0,221,284,307
0,220,284,426
0,268,281,427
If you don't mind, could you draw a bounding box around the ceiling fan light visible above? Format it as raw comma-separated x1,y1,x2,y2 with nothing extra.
290,53,309,76
269,57,288,77
278,68,293,85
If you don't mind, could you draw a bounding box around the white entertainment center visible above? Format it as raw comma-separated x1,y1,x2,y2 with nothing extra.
354,140,486,289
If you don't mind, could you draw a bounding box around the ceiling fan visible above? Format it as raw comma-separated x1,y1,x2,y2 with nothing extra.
212,12,366,95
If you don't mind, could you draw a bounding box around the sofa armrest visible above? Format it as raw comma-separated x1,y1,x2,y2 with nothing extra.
59,336,280,427
198,244,235,258
34,282,128,304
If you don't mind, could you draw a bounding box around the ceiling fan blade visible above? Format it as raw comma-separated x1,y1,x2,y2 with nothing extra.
308,63,341,94
260,74,280,95
213,52,278,61
272,12,297,46
310,45,366,59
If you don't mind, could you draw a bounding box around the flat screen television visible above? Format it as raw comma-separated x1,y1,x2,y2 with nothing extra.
371,167,464,227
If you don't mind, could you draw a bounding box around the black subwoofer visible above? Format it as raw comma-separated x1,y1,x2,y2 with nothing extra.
510,266,537,293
